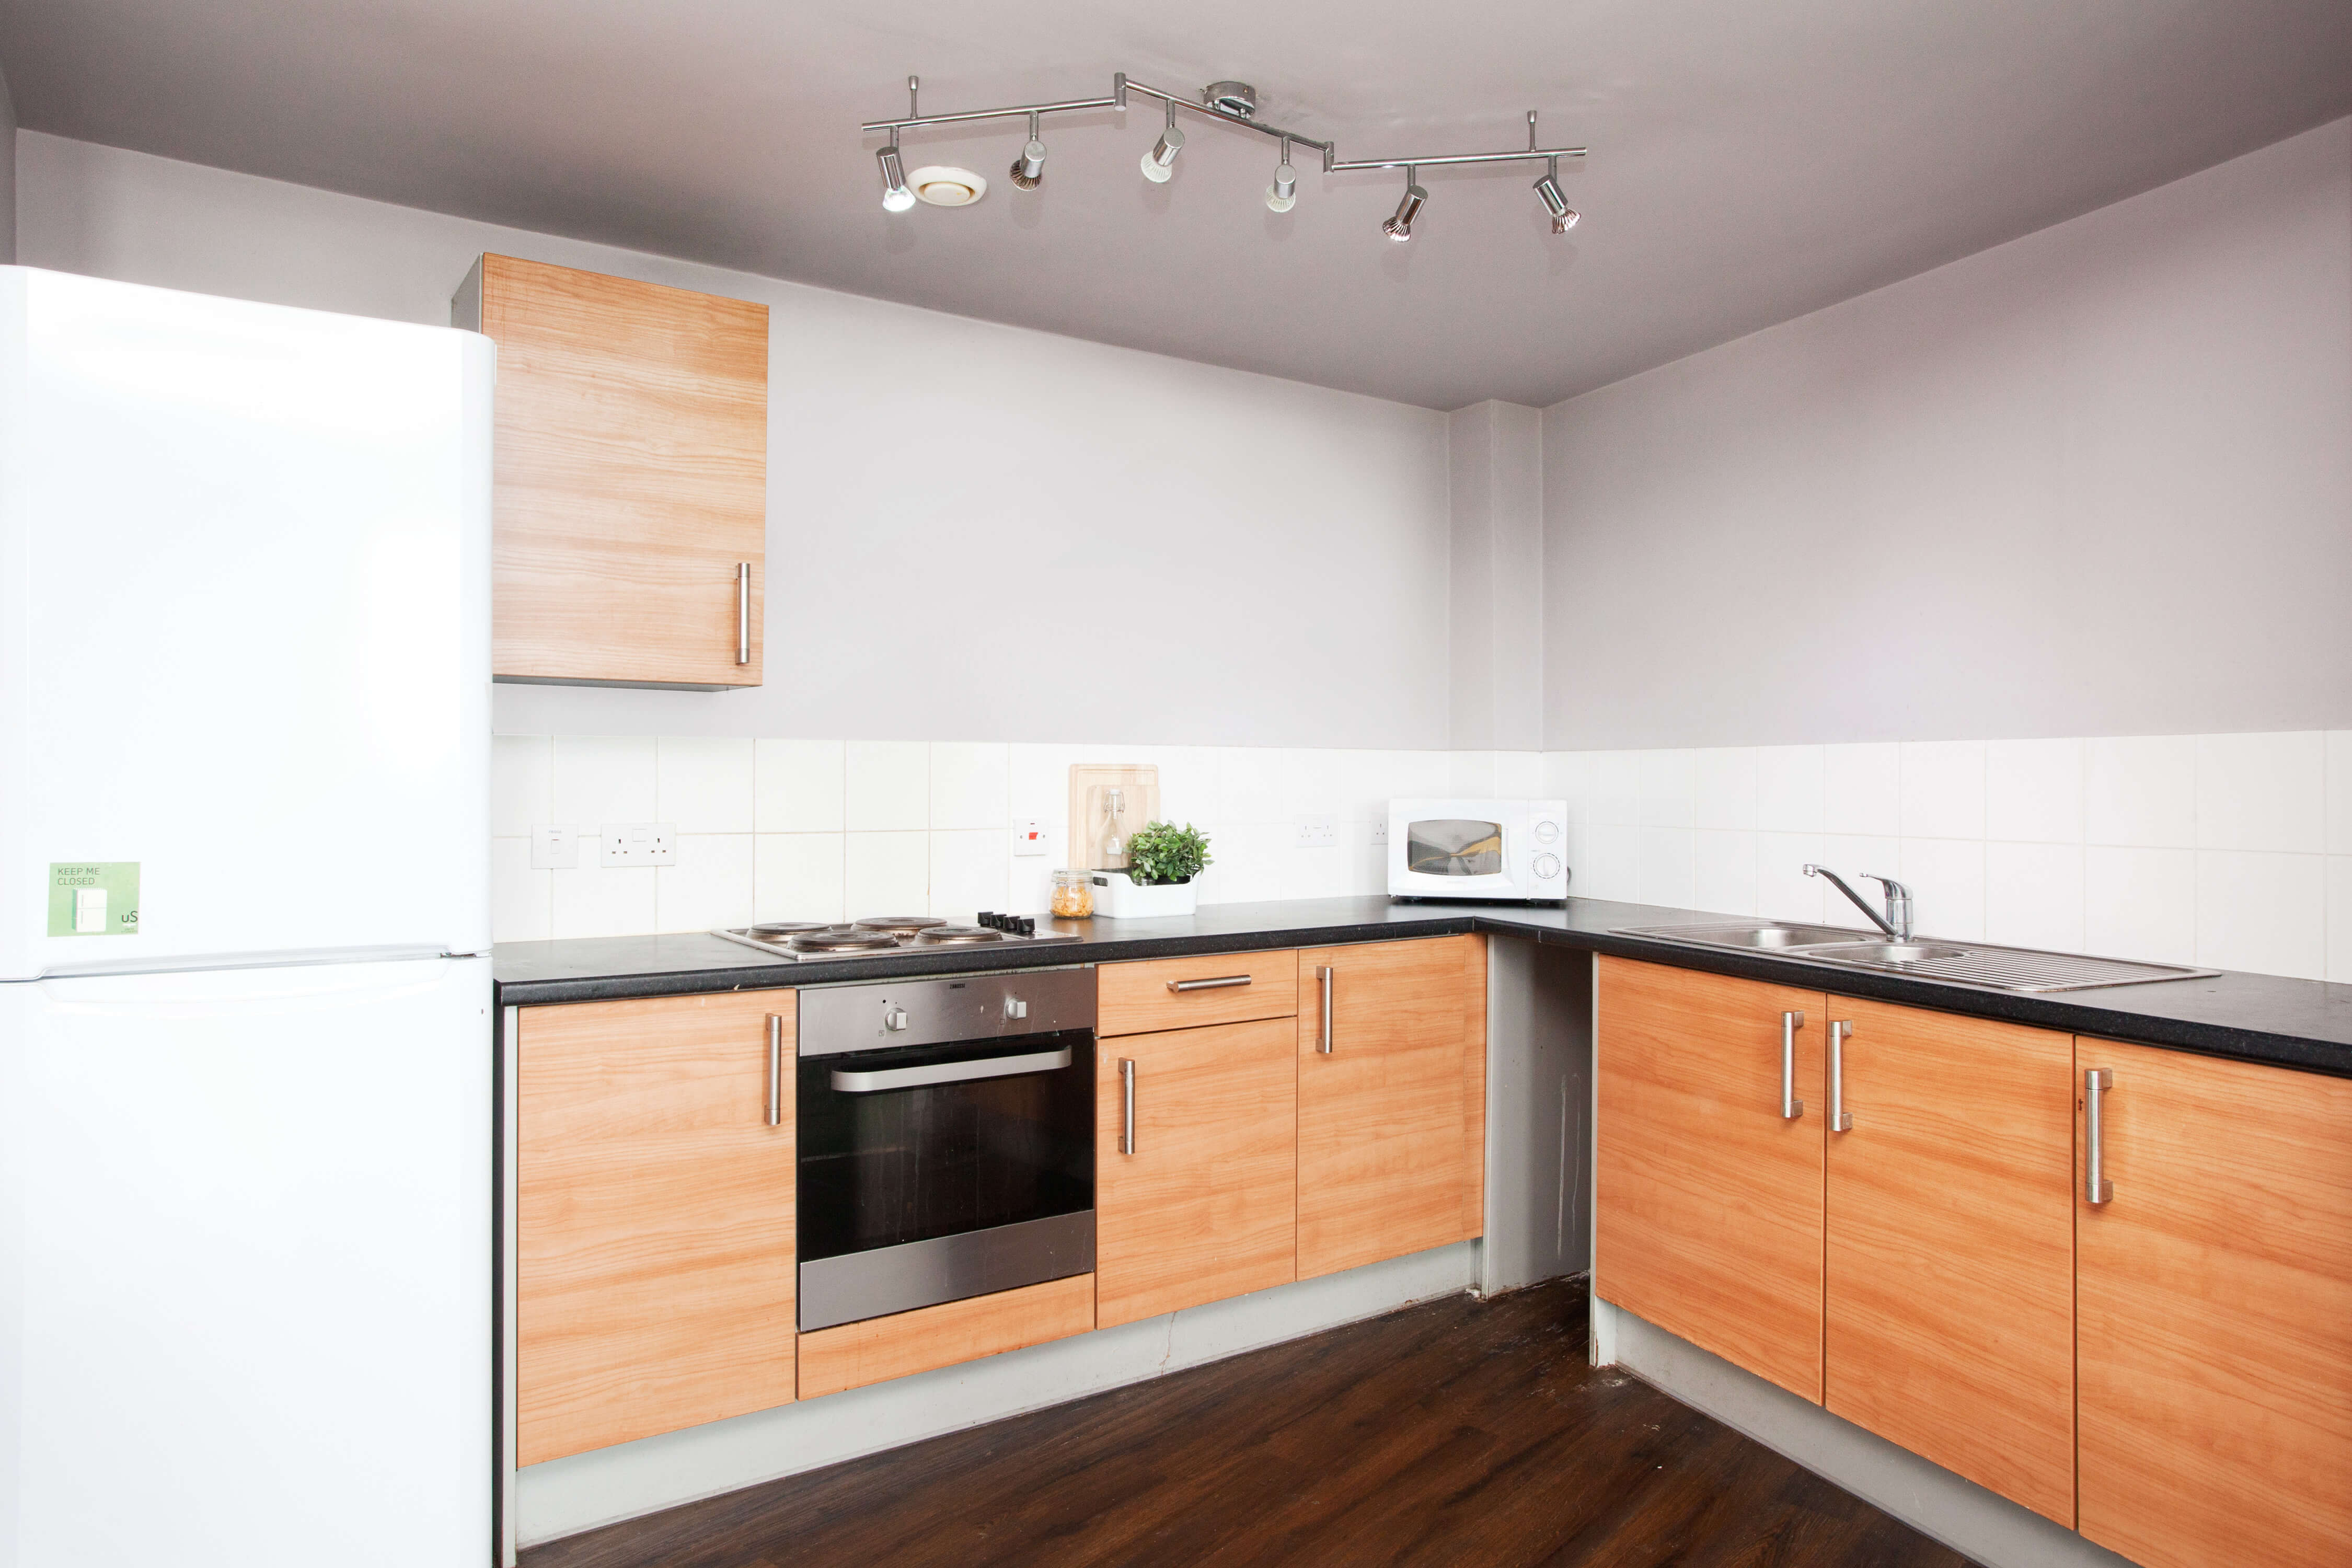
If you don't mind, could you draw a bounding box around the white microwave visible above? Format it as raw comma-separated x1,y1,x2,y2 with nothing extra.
1387,798,1569,904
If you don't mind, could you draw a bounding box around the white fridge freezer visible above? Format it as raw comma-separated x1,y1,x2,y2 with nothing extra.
0,266,496,1565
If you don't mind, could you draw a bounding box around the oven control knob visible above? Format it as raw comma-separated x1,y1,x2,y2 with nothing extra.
882,1006,909,1032
1004,997,1029,1021
1533,853,1562,881
1534,820,1560,845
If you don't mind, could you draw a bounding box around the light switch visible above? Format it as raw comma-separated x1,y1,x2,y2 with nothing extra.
73,886,108,933
529,825,581,870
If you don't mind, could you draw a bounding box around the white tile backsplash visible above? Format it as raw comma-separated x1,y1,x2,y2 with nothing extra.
2195,850,2326,981
1823,743,1901,838
656,737,755,834
492,735,552,839
656,834,755,931
1899,740,1986,841
551,735,656,827
2195,731,2325,854
845,742,929,832
928,743,1010,832
1985,738,2083,845
754,739,845,834
2085,735,2195,847
489,729,2345,985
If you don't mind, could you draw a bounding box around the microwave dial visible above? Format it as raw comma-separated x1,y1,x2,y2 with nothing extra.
1533,852,1562,881
1534,820,1561,845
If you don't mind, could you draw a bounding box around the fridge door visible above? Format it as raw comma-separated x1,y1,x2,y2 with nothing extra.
0,957,491,1567
0,267,493,981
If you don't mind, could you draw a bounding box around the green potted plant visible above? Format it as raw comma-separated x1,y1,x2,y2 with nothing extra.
1093,821,1213,918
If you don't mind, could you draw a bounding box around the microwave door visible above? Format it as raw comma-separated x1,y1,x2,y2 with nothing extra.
1406,818,1505,878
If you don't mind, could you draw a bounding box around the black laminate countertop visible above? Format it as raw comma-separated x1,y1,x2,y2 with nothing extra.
494,895,2352,1078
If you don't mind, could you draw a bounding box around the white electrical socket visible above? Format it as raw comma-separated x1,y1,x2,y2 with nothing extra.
1295,814,1338,848
1369,820,1389,845
1012,820,1047,857
529,824,581,870
600,823,676,867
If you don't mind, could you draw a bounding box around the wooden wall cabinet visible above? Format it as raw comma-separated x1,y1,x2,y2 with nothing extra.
1096,1016,1297,1328
1821,999,2077,1526
1595,957,1829,1403
455,253,768,689
1296,935,1487,1279
516,992,796,1466
2076,1038,2352,1568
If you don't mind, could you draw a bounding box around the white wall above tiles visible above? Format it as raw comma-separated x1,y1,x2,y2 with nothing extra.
1546,729,2352,983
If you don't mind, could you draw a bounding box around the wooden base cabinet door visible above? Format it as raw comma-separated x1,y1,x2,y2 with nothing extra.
1596,958,1828,1403
1296,936,1486,1279
517,993,796,1465
1822,1000,2076,1525
2077,1039,2352,1568
1096,1018,1297,1327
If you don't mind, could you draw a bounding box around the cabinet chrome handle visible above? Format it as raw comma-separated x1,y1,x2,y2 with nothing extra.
1317,965,1334,1054
765,1013,783,1127
734,562,752,665
1780,1010,1806,1120
1168,975,1252,993
1828,1020,1853,1132
1120,1058,1137,1155
2085,1067,2114,1205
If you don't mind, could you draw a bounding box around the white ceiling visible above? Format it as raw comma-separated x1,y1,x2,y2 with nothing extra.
3,1,2347,409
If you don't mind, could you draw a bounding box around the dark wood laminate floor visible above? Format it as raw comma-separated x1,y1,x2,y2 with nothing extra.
526,1278,1975,1568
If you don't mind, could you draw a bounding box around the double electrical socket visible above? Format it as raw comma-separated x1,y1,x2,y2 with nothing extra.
1295,814,1338,848
527,823,675,869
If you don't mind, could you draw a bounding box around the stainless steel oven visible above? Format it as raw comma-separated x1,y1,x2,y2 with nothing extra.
796,967,1096,1332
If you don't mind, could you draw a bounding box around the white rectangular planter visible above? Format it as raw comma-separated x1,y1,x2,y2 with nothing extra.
1087,871,1198,918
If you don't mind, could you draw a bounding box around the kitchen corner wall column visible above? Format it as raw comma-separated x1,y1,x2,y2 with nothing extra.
1447,400,1545,754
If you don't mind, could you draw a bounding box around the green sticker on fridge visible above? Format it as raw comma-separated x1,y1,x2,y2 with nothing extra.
48,862,140,937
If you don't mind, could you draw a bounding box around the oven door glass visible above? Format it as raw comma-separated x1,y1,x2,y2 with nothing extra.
798,1028,1096,1265
1404,817,1506,879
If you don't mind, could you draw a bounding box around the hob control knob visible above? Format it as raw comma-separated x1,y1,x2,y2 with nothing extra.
1004,996,1029,1020
882,1006,909,1032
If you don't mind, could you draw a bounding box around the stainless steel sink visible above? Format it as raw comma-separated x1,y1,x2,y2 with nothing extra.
1613,922,2219,993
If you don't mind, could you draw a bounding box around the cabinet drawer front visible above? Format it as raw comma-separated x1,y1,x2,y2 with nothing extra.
1097,1018,1297,1328
797,1274,1095,1399
1099,951,1299,1035
1596,957,1829,1405
2076,1038,2352,1568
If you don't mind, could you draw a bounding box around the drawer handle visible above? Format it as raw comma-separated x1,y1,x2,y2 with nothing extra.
1828,1020,1853,1132
766,1014,783,1127
1779,1010,1805,1120
1120,1058,1137,1156
735,562,752,665
1168,975,1253,993
2084,1067,2114,1205
1317,965,1334,1054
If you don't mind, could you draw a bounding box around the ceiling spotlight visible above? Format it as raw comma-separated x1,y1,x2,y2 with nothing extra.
1141,101,1184,183
1010,112,1047,190
1265,137,1298,213
1534,157,1578,235
878,137,914,213
1382,168,1426,243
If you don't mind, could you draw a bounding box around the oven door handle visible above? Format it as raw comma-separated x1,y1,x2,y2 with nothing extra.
828,1046,1075,1094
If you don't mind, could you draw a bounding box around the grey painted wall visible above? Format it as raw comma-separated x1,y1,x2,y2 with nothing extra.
15,131,1455,751
1542,117,2352,750
1447,400,1545,751
1,61,16,263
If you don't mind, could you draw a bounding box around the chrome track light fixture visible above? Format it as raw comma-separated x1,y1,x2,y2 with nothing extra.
877,130,915,213
861,72,1588,244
